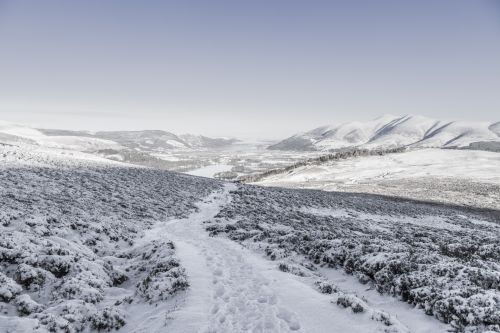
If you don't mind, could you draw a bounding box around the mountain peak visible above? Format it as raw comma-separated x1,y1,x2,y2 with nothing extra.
269,115,500,151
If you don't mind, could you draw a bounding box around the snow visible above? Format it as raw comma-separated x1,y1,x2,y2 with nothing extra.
152,153,182,161
316,114,412,150
211,184,500,332
299,207,351,219
303,207,463,231
156,184,402,333
256,148,500,209
270,115,500,151
0,120,122,152
319,268,450,333
490,122,500,136
366,115,444,148
265,149,500,184
0,150,221,332
413,121,499,148
1,132,499,332
0,143,128,168
0,120,45,138
186,164,233,178
166,139,188,149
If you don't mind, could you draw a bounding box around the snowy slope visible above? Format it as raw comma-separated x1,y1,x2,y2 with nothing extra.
40,129,237,151
412,121,500,148
366,115,444,148
316,114,407,149
91,130,190,150
258,149,500,185
0,120,237,155
490,122,500,136
179,134,238,149
210,184,500,333
255,148,500,209
0,121,122,152
0,148,221,332
0,142,129,168
269,115,500,151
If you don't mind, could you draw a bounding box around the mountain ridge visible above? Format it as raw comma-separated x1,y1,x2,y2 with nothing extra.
0,120,237,152
269,115,500,151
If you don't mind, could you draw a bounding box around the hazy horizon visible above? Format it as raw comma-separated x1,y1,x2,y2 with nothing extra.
3,113,500,141
1,0,499,139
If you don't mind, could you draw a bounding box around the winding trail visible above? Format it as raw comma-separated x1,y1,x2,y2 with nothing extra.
151,184,391,333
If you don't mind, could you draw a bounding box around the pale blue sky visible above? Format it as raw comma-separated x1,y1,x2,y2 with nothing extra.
0,0,499,138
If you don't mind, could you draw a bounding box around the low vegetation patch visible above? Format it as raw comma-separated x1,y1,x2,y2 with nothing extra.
0,166,220,332
209,184,500,332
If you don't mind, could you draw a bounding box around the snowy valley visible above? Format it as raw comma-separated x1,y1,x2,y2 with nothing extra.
0,117,499,333
2,0,498,331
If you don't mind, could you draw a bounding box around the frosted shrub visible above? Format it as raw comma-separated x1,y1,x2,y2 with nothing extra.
210,184,500,331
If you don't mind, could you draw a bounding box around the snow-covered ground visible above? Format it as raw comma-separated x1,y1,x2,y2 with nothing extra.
157,184,414,333
210,184,500,333
1,143,499,332
0,147,221,332
255,148,500,209
0,142,128,168
186,164,233,178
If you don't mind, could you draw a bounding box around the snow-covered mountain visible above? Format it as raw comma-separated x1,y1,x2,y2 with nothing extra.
0,120,237,153
0,121,123,152
269,115,500,151
179,134,239,149
39,129,237,151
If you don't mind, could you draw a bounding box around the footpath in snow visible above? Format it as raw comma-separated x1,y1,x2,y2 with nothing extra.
136,183,412,333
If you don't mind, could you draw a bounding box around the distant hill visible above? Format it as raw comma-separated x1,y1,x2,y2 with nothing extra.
269,115,500,151
0,120,237,153
0,121,122,151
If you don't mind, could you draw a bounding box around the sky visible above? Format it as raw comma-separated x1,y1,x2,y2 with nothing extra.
0,0,499,139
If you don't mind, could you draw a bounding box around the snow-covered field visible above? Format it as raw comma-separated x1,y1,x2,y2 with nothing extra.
186,164,233,178
1,143,499,332
255,149,500,209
